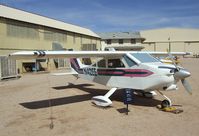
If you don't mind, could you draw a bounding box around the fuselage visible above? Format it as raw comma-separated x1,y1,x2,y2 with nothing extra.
79,63,174,91
70,53,178,92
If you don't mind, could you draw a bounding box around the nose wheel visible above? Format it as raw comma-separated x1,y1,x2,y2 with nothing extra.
161,99,171,108
157,90,172,108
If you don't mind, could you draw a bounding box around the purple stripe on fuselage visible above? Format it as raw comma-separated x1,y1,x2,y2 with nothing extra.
97,68,153,77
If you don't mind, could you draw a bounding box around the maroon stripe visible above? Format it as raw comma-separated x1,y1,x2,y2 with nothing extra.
97,69,153,77
124,69,153,77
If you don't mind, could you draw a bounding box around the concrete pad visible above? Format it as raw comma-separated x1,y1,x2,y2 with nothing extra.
0,58,199,136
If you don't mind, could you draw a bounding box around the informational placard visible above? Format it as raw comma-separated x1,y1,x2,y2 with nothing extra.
123,89,133,115
123,89,133,104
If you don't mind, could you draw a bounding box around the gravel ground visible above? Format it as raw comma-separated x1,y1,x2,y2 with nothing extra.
0,58,199,136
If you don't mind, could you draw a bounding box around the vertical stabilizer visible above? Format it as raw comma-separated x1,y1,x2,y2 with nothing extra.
70,58,84,74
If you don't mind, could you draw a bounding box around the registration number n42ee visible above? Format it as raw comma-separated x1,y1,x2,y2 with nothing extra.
83,68,97,76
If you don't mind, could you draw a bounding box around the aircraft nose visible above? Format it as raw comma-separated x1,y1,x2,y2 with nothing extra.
174,69,191,79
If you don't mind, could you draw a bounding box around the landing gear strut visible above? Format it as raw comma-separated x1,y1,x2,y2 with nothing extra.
157,90,172,108
92,88,117,107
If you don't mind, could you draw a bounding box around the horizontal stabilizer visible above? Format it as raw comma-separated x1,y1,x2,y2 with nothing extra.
51,71,78,76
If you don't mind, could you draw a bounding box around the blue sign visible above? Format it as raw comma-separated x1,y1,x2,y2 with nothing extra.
123,89,133,104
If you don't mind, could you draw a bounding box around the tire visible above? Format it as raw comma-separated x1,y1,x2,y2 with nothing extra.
161,99,171,108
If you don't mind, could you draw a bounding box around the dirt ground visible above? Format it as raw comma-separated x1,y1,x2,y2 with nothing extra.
0,58,199,136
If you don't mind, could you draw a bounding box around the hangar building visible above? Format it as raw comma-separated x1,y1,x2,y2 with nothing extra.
98,32,145,50
140,28,199,54
98,29,199,54
0,5,100,73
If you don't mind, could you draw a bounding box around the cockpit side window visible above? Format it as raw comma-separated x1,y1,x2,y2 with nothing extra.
123,55,137,67
108,59,125,68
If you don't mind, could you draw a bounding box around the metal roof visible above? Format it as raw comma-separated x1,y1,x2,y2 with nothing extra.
0,5,100,38
98,32,145,40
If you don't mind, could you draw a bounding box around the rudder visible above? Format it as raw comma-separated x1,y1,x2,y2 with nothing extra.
70,58,84,74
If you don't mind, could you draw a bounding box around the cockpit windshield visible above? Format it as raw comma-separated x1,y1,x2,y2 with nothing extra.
131,53,160,63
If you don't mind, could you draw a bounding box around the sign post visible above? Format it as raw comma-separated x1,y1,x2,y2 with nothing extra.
123,89,133,115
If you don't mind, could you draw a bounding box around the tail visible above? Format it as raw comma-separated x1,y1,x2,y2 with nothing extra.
70,58,84,74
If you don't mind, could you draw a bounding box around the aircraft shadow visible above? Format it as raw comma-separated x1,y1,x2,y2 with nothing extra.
112,89,161,107
20,94,93,109
53,83,161,107
20,83,162,109
20,83,107,109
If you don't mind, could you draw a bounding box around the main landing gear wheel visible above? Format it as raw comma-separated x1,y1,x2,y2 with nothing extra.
161,99,171,108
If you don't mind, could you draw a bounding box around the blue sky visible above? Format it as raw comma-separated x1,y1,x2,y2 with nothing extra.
1,0,199,32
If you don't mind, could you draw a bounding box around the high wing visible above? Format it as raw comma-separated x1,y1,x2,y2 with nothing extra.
9,51,126,59
148,51,192,57
9,50,191,59
103,44,145,51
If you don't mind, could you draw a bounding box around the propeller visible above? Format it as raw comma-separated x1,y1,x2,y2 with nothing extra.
181,79,192,95
166,49,192,94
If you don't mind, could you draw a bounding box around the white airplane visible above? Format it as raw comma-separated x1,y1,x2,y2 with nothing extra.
9,50,192,108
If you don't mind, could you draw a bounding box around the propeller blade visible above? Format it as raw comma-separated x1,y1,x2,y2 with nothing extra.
181,79,192,95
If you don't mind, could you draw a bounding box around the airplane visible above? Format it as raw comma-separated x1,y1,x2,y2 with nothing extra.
9,50,192,108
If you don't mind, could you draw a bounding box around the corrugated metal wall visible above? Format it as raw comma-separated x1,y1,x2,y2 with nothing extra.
0,56,17,79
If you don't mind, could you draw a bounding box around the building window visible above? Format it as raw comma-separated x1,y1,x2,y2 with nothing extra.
7,22,39,39
119,39,123,44
131,39,136,44
107,39,111,44
58,58,70,68
44,30,67,42
81,44,97,51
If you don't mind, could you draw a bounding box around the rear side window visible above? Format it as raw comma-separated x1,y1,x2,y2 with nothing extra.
97,59,106,68
123,55,137,67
